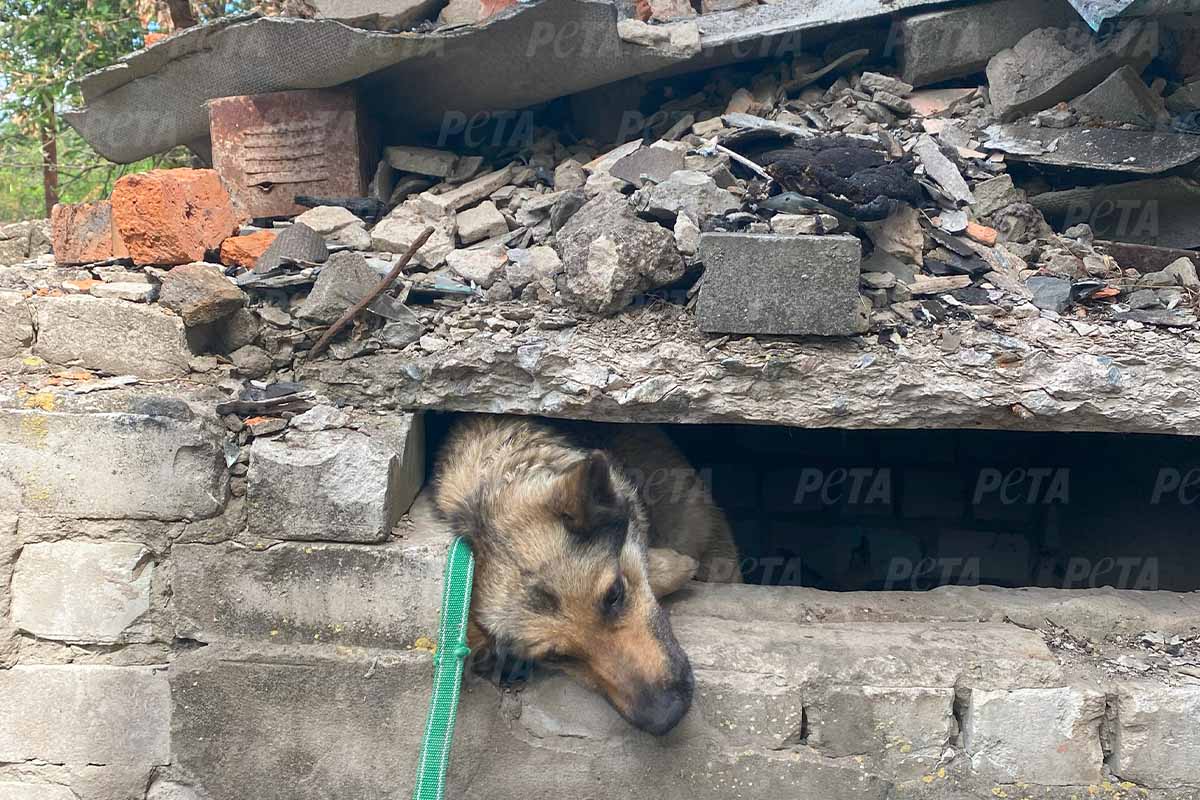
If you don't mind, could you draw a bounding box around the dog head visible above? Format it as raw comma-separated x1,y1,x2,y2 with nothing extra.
443,450,693,736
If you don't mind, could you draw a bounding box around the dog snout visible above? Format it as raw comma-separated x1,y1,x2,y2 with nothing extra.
626,655,694,735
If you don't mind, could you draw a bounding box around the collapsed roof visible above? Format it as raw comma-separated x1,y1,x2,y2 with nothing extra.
65,0,963,164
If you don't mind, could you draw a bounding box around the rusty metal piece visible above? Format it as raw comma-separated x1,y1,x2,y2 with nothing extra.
209,87,372,218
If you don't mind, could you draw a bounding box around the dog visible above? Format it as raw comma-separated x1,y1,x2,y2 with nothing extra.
432,414,740,735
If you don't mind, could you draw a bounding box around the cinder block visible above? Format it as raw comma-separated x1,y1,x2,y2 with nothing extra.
0,665,170,766
0,396,227,520
246,413,423,542
33,296,191,379
697,233,868,336
12,541,153,644
1110,684,1200,787
961,686,1105,784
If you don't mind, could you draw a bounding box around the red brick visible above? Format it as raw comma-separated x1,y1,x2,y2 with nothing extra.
220,230,277,269
110,169,242,266
965,221,999,247
50,201,128,266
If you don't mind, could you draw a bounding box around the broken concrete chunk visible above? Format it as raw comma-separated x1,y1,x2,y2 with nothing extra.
860,72,912,97
673,213,700,256
862,204,924,266
556,192,684,315
34,296,191,379
446,246,507,288
986,22,1158,122
311,0,442,31
296,251,380,324
384,145,459,177
898,0,1080,87
294,206,361,236
1071,65,1166,126
1163,257,1199,289
1109,685,1200,788
637,170,739,225
370,201,457,267
416,165,515,217
913,135,974,205
697,233,868,336
1166,79,1200,113
0,293,34,359
610,143,687,187
506,245,561,292
456,200,508,245
553,159,587,191
158,263,246,326
971,175,1026,217
616,19,701,56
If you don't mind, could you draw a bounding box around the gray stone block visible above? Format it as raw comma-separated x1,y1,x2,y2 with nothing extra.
32,296,191,379
0,665,169,765
961,686,1105,784
0,398,227,520
898,0,1079,86
1071,65,1166,126
0,784,76,800
11,541,153,644
697,233,868,336
0,292,34,359
172,527,445,649
1110,684,1200,787
246,415,423,542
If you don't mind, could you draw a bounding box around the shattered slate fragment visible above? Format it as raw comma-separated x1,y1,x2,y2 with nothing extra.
1027,275,1072,312
610,144,687,187
637,170,740,225
555,192,684,316
986,22,1157,122
913,136,974,205
971,175,1025,218
697,233,868,336
254,223,329,273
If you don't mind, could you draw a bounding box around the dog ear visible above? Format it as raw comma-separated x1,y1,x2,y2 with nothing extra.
646,548,699,598
554,451,624,538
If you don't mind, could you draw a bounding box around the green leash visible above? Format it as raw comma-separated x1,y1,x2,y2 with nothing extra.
413,537,475,800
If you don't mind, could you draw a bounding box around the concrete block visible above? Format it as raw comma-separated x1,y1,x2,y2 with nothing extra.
456,200,508,245
898,0,1079,87
805,686,955,779
0,292,34,359
961,686,1105,784
0,665,169,765
986,22,1158,122
1110,684,1200,787
11,541,153,644
697,233,868,336
246,415,423,542
0,397,227,520
33,296,191,379
172,530,444,648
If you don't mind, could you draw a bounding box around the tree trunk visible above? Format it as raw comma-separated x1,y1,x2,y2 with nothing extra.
38,100,59,217
166,0,198,28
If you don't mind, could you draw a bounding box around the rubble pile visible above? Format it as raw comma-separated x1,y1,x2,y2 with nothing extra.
1,0,1199,431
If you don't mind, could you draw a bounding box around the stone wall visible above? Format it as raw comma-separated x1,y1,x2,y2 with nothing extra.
3,287,1200,800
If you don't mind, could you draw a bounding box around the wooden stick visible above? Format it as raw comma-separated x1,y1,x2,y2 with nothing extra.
306,226,434,359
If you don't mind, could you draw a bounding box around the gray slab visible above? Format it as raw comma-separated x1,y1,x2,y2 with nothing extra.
697,233,868,336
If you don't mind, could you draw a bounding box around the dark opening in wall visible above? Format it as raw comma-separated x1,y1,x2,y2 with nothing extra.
426,415,1200,592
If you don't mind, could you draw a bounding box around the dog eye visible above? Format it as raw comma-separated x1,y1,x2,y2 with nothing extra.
602,577,626,616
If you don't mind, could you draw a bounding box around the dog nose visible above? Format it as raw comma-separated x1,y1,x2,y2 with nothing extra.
629,658,694,736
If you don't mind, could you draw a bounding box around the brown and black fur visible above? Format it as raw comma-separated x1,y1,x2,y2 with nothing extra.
432,414,740,735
